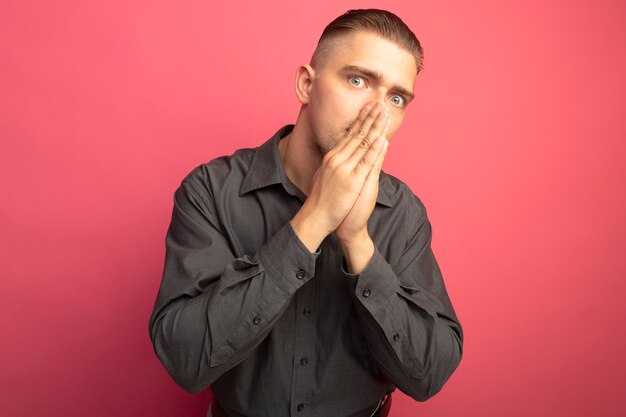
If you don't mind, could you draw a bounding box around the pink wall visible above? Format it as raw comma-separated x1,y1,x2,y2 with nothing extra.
2,0,625,416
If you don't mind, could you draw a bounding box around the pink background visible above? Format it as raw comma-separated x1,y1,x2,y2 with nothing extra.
2,0,625,416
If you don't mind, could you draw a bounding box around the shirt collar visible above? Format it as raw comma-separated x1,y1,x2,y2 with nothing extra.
240,124,393,208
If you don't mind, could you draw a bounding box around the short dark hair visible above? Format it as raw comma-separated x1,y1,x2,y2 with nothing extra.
311,9,424,74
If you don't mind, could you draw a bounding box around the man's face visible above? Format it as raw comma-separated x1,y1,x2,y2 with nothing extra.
304,31,418,153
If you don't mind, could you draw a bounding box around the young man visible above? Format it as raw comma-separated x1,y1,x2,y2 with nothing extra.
149,9,463,417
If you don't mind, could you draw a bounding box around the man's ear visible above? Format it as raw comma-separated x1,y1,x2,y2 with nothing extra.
295,64,315,104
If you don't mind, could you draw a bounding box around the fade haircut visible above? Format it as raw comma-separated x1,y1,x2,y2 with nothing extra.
311,9,424,74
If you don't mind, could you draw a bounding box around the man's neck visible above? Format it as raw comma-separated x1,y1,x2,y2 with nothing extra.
278,122,324,196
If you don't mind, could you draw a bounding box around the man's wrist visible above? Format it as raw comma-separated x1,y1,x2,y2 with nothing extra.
291,207,331,253
339,233,375,275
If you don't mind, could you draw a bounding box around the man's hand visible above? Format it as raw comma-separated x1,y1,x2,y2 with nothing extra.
291,102,389,253
335,115,390,244
335,110,390,274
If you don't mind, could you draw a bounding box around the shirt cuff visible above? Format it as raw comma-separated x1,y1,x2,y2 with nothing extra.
342,246,399,314
257,221,321,295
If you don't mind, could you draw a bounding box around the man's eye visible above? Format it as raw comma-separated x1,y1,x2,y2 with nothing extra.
390,95,405,107
349,76,365,87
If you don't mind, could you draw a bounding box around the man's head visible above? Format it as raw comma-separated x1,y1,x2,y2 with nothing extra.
294,9,423,154
311,9,424,74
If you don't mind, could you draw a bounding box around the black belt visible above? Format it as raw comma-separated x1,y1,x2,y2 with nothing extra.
210,394,392,417
369,393,392,417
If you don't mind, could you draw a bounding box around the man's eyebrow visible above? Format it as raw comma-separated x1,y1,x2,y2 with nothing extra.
341,65,415,100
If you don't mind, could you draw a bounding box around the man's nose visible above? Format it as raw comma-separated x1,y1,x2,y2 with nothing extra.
368,90,388,109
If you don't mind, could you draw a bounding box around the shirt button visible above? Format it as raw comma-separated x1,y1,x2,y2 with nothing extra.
362,288,372,298
300,357,308,366
303,307,312,316
393,333,400,341
297,404,304,412
253,315,262,325
296,268,306,279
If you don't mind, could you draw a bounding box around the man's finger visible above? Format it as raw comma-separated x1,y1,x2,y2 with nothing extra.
361,137,388,191
353,134,387,179
346,104,373,137
342,102,384,146
329,105,374,156
382,117,391,139
343,107,388,171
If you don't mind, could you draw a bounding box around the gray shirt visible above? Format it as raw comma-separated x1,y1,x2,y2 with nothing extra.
149,125,463,417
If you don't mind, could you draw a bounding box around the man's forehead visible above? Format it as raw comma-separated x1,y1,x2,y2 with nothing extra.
321,31,417,89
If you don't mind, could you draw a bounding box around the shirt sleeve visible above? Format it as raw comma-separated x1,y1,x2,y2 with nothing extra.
148,178,320,394
342,194,463,402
